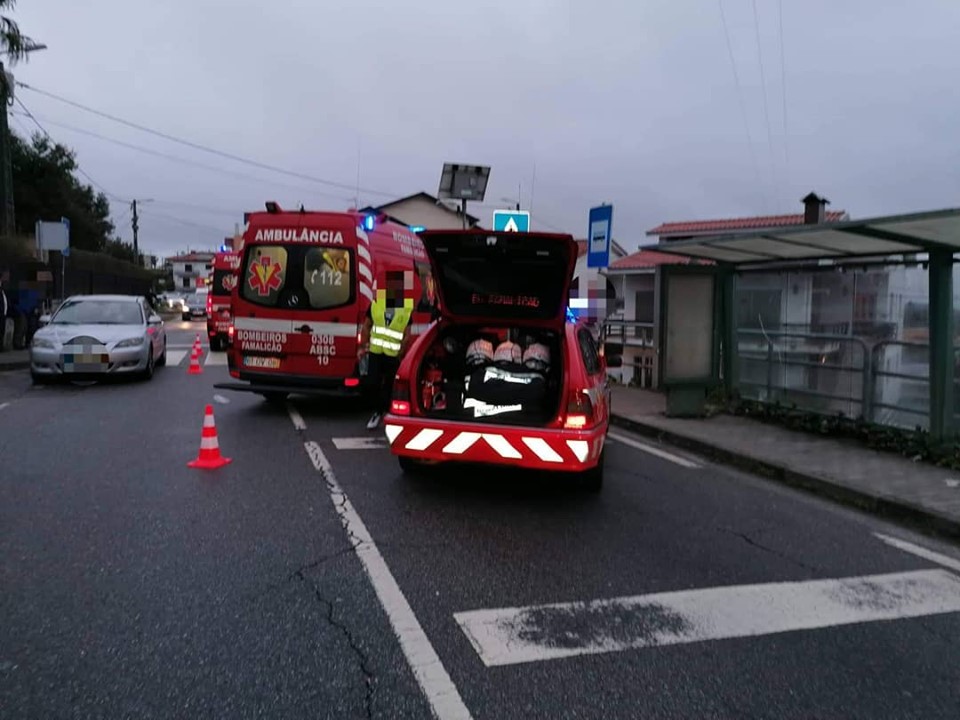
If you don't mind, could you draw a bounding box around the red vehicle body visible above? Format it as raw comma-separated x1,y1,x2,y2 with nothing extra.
207,250,240,351
383,229,617,491
214,203,437,401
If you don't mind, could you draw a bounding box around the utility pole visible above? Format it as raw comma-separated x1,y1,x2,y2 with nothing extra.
130,198,153,266
131,199,139,263
0,62,15,238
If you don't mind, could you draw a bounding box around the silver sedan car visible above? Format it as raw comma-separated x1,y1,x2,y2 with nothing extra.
29,295,168,384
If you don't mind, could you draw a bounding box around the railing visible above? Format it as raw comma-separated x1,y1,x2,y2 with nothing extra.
601,318,655,347
737,329,960,432
601,319,658,388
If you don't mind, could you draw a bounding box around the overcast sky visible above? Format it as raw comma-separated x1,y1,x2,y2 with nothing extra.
9,0,960,258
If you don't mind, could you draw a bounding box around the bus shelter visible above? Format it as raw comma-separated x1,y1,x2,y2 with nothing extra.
650,208,960,442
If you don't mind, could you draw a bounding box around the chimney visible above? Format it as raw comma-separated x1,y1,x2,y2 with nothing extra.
802,192,829,225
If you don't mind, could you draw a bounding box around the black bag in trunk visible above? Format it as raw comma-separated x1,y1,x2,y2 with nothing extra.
464,363,548,417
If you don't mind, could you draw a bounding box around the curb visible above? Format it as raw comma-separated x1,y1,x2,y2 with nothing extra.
611,413,960,543
0,359,30,373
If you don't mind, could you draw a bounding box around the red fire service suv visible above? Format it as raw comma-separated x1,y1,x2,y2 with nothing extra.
215,203,436,403
383,229,621,492
207,249,240,350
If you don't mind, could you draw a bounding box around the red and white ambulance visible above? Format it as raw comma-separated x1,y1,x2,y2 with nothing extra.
214,203,437,402
207,249,241,351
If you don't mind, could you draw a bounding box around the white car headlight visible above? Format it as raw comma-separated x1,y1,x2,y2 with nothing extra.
115,337,145,348
32,337,55,349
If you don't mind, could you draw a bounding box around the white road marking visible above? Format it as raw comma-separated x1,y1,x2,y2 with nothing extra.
287,404,307,431
454,569,960,668
213,394,230,405
332,437,388,450
167,344,200,350
303,441,473,720
0,402,10,411
204,352,228,366
874,533,960,574
606,431,700,469
165,350,190,367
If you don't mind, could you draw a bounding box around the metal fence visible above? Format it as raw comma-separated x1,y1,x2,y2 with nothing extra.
600,319,657,388
737,328,946,431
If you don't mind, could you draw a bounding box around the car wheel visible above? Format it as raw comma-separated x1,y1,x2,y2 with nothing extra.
398,456,429,475
578,449,605,493
260,391,288,404
182,313,190,322
30,372,48,386
141,350,155,381
157,340,167,367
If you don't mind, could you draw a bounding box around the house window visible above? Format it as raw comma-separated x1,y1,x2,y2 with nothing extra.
635,290,655,323
184,264,193,273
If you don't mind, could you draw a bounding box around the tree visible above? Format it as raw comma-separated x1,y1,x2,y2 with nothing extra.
0,1,36,63
10,130,116,252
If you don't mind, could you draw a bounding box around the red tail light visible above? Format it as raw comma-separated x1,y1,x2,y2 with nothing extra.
564,389,595,429
228,324,235,340
390,378,411,416
344,377,360,388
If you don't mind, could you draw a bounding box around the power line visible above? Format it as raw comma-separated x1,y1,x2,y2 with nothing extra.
751,0,779,209
16,81,401,199
14,96,129,203
717,0,768,213
9,110,358,205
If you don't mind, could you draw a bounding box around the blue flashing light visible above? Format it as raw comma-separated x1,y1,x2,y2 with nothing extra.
566,306,578,323
409,225,426,233
363,215,376,232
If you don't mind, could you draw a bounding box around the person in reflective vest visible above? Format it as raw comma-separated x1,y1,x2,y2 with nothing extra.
358,270,414,430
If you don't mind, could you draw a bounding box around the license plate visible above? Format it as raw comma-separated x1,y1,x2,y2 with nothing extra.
243,356,281,369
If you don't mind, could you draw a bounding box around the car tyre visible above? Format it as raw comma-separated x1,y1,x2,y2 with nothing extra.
157,340,167,367
578,449,605,494
182,313,190,322
398,456,425,475
30,372,48,386
141,350,155,381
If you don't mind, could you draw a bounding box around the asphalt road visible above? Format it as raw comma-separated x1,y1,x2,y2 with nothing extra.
2,319,959,719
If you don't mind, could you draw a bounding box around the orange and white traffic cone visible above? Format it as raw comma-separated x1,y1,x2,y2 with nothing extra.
187,347,203,375
188,404,232,469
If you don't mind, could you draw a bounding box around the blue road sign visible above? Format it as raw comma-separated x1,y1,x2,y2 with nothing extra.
587,205,613,268
492,210,531,233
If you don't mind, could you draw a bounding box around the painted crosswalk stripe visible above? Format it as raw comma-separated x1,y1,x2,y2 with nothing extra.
166,350,190,367
453,569,960,667
204,352,228,366
874,533,960,574
606,431,700,469
332,437,388,450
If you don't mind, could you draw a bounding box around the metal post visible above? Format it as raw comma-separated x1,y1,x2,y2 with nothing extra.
766,341,774,401
928,249,954,442
0,61,14,238
721,269,737,394
862,344,875,424
461,199,467,230
131,199,140,264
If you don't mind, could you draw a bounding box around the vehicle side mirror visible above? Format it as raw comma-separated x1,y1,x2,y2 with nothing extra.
605,355,623,369
148,314,162,324
39,314,51,326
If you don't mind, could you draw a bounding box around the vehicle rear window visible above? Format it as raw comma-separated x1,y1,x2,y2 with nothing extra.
241,245,353,310
431,236,569,320
212,269,235,296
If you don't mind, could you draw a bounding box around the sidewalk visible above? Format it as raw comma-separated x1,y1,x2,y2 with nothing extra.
610,386,960,541
0,349,29,372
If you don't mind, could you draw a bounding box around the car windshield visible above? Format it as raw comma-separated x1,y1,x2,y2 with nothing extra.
52,300,143,325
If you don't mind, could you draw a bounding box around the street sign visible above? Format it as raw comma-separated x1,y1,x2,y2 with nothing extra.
587,204,613,268
492,210,531,233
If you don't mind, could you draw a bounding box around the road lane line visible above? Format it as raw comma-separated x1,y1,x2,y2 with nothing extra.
287,403,307,431
304,441,473,720
204,353,228,366
454,569,960,668
874,533,960,574
332,437,388,450
607,431,701,469
0,402,10,411
165,350,189,367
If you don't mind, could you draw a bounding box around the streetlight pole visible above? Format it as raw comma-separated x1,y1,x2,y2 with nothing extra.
0,42,47,239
